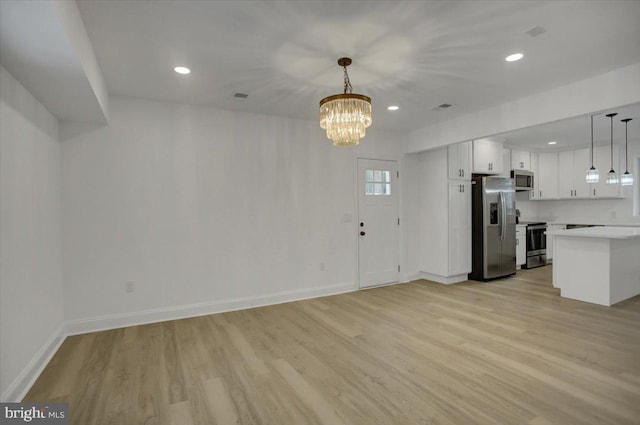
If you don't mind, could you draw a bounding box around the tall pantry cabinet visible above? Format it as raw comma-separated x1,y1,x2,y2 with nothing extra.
419,142,472,284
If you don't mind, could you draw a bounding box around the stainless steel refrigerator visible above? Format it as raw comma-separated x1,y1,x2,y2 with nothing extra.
469,176,516,281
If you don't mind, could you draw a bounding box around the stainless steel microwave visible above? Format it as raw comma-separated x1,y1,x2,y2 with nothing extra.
511,169,534,191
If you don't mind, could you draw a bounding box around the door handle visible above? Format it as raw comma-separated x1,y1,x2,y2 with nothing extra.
360,231,366,236
499,192,506,241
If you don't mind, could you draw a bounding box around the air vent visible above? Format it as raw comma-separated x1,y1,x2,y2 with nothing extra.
525,26,546,37
234,93,249,99
432,103,453,111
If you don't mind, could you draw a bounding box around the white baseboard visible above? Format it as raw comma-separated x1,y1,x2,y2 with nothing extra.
420,272,468,285
1,323,66,402
401,271,421,283
65,281,356,336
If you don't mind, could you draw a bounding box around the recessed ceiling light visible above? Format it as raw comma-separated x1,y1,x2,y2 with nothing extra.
174,66,191,75
548,141,557,145
505,53,524,62
387,105,399,111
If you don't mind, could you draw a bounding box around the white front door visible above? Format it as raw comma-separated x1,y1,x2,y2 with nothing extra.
357,159,399,288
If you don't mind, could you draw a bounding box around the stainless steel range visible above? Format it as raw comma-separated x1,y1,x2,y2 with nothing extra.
519,221,547,269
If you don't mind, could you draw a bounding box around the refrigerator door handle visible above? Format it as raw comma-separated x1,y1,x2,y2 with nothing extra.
499,191,506,240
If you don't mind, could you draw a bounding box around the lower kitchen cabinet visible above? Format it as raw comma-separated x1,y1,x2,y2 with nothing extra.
516,225,526,268
546,224,566,262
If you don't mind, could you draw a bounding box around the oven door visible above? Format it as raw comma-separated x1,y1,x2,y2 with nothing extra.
526,225,547,255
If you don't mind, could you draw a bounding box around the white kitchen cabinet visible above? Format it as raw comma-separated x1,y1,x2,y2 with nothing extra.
591,144,621,198
419,148,471,284
448,181,472,276
546,224,566,262
557,148,591,199
473,139,503,174
447,141,471,180
536,152,559,200
529,152,539,200
511,149,531,171
516,225,526,268
497,148,511,178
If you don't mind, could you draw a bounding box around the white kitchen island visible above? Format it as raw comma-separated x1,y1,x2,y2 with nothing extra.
546,226,640,306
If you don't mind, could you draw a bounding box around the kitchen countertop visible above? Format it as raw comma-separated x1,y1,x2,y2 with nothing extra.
520,218,640,227
547,221,640,227
546,226,640,239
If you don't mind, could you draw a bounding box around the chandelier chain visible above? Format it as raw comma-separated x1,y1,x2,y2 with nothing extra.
343,65,353,94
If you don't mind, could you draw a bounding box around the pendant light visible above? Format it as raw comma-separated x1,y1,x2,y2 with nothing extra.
586,114,599,183
605,113,619,184
621,118,633,186
319,58,372,146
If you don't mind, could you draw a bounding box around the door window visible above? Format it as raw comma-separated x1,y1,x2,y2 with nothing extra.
365,169,391,196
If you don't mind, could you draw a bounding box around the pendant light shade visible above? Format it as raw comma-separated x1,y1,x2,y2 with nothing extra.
586,114,600,183
621,118,633,186
319,58,372,147
605,113,618,185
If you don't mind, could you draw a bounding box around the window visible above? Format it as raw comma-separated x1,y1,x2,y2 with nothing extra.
365,169,391,196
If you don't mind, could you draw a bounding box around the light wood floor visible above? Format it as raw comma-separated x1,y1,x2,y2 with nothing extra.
25,266,640,424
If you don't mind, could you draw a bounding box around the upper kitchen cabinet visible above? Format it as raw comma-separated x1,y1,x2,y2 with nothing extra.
592,144,622,198
447,141,472,180
511,149,531,171
557,148,591,199
473,139,503,174
498,148,512,178
536,152,559,199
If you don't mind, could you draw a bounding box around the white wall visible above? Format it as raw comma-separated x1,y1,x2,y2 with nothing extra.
60,96,404,331
0,66,65,401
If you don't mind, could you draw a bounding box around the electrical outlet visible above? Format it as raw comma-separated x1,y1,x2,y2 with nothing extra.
125,281,135,293
319,262,325,271
610,211,617,219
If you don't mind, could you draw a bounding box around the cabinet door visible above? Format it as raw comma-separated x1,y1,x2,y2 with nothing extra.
473,140,502,174
448,181,471,275
537,152,559,199
546,224,566,262
592,145,621,198
448,141,472,180
557,150,574,199
497,148,510,178
572,148,591,198
511,150,531,171
516,230,526,266
458,141,471,180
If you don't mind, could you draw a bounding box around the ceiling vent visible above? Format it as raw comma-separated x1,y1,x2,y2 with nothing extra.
432,103,453,111
233,93,249,99
525,26,546,37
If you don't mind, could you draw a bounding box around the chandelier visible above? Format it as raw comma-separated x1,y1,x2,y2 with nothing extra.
320,58,372,146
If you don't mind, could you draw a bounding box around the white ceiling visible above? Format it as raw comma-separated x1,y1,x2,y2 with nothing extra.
74,0,640,134
1,0,639,144
0,0,108,123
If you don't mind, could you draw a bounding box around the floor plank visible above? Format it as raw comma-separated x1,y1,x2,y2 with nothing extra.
23,266,640,424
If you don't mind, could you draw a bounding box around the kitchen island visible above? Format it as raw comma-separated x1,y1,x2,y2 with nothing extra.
546,226,640,306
